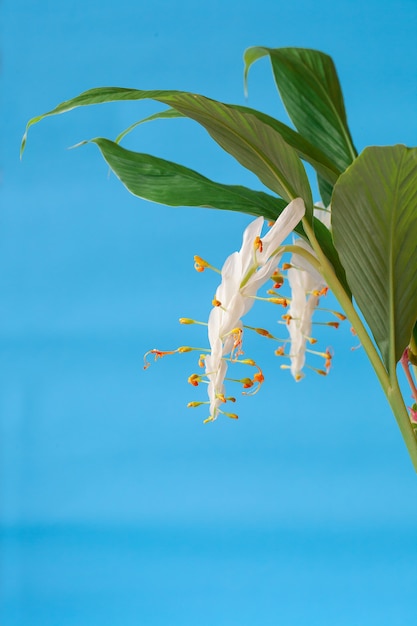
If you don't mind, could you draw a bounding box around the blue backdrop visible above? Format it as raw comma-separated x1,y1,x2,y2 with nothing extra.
2,0,417,624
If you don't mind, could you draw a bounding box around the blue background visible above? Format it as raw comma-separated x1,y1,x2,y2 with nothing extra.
1,1,417,624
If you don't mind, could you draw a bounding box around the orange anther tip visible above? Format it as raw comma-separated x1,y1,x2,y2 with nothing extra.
212,299,221,307
282,263,292,270
188,374,200,386
253,372,264,383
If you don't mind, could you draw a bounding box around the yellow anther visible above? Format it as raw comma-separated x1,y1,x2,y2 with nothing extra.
188,373,201,386
275,347,285,356
255,327,274,338
187,401,204,408
270,297,288,307
240,358,255,366
178,346,192,353
194,255,209,272
203,416,215,424
212,298,222,307
254,236,263,253
282,262,292,270
198,354,206,368
312,287,329,297
179,318,195,324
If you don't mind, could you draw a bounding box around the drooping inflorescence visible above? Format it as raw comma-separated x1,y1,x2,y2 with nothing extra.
144,199,346,422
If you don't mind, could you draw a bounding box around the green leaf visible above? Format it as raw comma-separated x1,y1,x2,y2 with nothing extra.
88,137,290,220
332,145,417,373
115,107,183,144
244,46,357,173
22,87,313,219
232,104,340,185
117,104,340,186
317,174,333,207
312,217,351,298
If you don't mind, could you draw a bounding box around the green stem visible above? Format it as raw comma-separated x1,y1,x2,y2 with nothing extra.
301,218,417,471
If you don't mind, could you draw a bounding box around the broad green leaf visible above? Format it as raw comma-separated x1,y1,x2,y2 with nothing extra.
117,105,340,186
244,47,357,173
332,145,417,373
317,174,333,207
231,104,340,185
88,137,289,219
21,87,313,219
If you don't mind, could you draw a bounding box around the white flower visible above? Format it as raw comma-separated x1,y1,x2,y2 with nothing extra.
286,205,329,381
205,197,306,420
287,239,326,380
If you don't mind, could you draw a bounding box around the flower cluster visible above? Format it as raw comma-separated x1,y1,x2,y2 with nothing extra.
145,198,344,422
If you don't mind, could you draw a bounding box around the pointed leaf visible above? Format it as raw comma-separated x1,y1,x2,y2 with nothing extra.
115,107,183,144
332,145,417,373
22,87,313,218
89,137,290,220
232,104,340,185
118,104,340,186
244,46,357,173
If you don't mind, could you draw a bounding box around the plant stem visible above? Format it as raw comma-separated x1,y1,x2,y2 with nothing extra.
302,218,417,471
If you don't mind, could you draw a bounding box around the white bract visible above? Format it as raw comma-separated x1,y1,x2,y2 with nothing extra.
286,206,329,380
287,239,326,380
205,197,305,420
